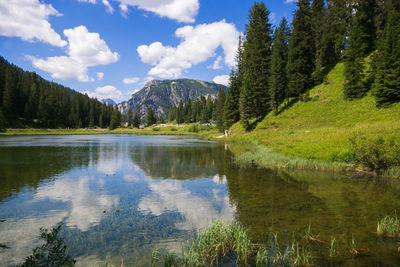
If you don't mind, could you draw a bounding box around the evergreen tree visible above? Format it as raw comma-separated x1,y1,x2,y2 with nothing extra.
343,0,377,100
109,108,121,130
2,68,18,123
240,1,273,121
133,109,141,128
146,107,156,126
127,108,133,127
216,87,225,132
373,0,400,106
269,17,290,114
0,108,6,132
311,0,327,83
224,35,243,129
287,0,315,98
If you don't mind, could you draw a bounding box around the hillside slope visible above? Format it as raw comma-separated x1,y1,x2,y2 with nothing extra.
229,63,400,162
118,79,227,118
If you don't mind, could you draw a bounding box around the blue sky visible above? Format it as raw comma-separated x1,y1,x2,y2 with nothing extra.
0,0,297,103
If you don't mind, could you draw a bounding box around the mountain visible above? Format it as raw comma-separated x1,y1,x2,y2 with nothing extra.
118,79,227,118
101,98,116,106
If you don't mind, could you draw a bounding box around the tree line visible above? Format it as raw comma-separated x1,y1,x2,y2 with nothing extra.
219,0,400,131
0,56,123,130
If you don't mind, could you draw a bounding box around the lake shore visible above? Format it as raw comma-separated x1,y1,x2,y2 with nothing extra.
3,127,399,178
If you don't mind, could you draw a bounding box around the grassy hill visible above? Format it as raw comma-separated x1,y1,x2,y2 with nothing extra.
228,63,400,172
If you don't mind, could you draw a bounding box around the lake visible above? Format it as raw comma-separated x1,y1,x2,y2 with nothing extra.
0,135,400,266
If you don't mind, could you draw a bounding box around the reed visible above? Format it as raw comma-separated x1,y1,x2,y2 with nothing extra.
377,214,400,237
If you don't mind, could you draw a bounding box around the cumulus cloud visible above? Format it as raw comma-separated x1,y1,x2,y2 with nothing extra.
213,75,230,86
0,0,67,47
77,0,198,22
30,26,119,82
86,85,123,102
137,20,239,79
123,77,140,84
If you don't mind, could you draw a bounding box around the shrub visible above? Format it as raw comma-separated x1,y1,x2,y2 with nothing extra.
349,135,400,173
187,124,199,133
152,127,160,131
169,127,178,131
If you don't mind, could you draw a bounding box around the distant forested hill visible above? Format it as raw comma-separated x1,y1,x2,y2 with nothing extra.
0,56,121,129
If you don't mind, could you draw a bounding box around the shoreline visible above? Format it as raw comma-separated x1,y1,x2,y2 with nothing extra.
2,127,397,178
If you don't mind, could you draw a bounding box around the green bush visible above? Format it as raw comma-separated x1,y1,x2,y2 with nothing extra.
169,127,178,131
187,124,199,133
152,127,160,131
349,135,400,172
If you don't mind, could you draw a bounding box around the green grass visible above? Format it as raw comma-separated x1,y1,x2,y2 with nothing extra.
0,124,221,138
228,63,400,175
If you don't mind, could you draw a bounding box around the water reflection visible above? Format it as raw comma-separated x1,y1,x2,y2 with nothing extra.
138,177,235,231
1,135,400,266
35,176,119,231
0,135,233,266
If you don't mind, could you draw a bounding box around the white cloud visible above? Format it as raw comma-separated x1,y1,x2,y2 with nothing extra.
86,85,123,102
137,20,239,79
285,0,297,3
209,56,223,70
30,26,119,82
77,0,199,22
123,77,140,84
213,75,230,86
97,72,104,80
102,0,114,13
0,0,67,47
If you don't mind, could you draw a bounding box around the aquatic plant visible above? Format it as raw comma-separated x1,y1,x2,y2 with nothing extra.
151,221,314,266
377,214,400,237
329,238,337,257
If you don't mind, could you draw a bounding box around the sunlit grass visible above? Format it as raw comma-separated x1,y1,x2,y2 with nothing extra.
227,63,400,175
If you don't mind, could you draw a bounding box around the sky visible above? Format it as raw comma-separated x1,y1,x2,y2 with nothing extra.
0,0,298,103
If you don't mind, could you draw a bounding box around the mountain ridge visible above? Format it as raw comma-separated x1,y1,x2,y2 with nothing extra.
118,78,227,118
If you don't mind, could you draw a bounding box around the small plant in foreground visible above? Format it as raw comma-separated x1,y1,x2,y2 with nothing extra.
20,223,75,267
329,238,337,257
377,214,400,237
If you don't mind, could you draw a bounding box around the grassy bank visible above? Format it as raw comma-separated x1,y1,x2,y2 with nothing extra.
0,124,221,138
226,63,400,176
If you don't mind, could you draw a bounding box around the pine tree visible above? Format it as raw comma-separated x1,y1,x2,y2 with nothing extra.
287,0,315,98
269,17,290,114
133,109,141,128
224,35,243,129
109,108,121,130
343,0,377,100
0,108,6,132
146,107,156,126
311,0,327,83
321,0,352,65
240,1,273,121
373,0,400,106
216,87,225,132
127,108,133,127
2,68,18,123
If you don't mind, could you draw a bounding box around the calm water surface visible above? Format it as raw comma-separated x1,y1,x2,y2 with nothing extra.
0,135,399,266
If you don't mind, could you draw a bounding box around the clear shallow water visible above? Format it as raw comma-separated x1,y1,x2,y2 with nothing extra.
0,135,400,266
